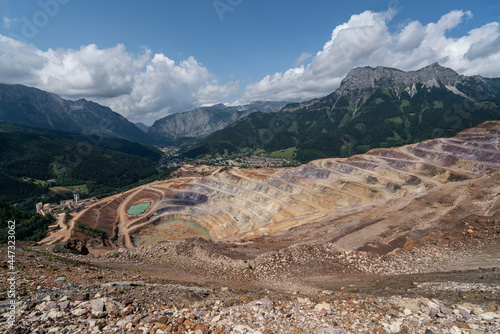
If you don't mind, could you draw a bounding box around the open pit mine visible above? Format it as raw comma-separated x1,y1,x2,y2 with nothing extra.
41,121,500,253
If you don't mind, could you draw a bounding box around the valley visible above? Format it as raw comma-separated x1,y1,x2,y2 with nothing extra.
2,64,500,333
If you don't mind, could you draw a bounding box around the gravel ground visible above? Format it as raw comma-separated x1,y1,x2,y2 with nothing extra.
0,217,498,333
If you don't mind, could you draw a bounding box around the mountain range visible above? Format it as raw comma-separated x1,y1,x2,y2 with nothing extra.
147,101,288,144
0,84,151,144
0,83,288,146
183,63,500,161
1,63,499,164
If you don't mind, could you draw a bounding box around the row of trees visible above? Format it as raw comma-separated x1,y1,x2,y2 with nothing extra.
0,202,55,243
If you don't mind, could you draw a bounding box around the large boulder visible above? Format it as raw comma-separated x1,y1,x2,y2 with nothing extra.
48,239,89,255
66,239,89,255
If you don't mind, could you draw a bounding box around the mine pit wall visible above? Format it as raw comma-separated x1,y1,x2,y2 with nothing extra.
75,197,122,236
71,121,500,249
126,189,163,209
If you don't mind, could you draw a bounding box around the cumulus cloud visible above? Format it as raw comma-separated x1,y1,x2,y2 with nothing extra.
0,35,238,124
104,54,239,122
238,9,500,104
1,9,500,124
0,35,46,84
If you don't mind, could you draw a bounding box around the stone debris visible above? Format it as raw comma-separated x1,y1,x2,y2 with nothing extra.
1,222,498,333
2,281,500,334
1,248,499,334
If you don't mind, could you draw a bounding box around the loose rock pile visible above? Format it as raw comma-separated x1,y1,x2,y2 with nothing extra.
1,239,499,333
2,266,500,333
2,215,499,333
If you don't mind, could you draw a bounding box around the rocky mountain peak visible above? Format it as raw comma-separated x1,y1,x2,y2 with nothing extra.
339,63,464,92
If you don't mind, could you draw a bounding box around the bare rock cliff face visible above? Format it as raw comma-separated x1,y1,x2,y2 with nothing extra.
148,104,254,141
339,63,463,91
281,63,500,113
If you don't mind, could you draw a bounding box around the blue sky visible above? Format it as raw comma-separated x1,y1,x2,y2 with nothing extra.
1,0,500,124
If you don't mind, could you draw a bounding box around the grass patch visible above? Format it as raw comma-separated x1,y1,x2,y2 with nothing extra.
48,186,72,197
21,178,48,187
269,147,297,159
44,263,56,271
433,100,444,109
475,101,497,109
400,99,410,109
385,117,403,125
66,184,89,194
387,130,403,142
33,179,49,187
287,121,299,132
76,223,107,238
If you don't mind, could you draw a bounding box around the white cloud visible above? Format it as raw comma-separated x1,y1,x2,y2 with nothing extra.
238,9,500,104
0,35,238,124
294,52,313,66
104,54,239,122
1,9,500,124
0,35,46,84
2,16,13,29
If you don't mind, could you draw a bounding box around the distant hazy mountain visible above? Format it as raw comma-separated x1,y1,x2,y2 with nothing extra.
240,101,290,113
183,63,500,161
134,122,150,133
148,101,289,144
0,84,150,144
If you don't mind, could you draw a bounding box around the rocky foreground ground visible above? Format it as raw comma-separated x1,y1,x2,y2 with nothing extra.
1,217,499,333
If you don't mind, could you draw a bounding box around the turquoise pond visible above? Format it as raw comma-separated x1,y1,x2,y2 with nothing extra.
127,202,151,215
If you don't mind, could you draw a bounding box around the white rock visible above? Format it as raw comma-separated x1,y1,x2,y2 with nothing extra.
35,303,47,311
449,326,462,334
389,322,401,333
315,303,332,312
71,308,87,316
428,301,440,309
482,312,498,320
47,310,65,319
91,299,105,312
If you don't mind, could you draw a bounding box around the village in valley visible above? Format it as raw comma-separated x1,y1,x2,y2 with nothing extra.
159,146,300,169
